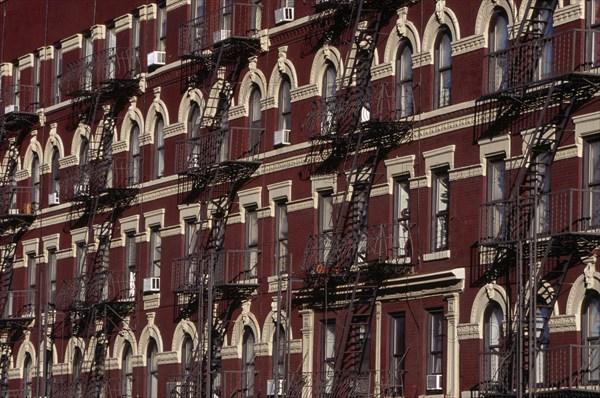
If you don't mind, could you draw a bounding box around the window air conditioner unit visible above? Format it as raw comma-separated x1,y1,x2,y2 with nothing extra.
4,104,18,114
274,129,291,147
147,51,166,68
267,379,285,396
213,29,231,43
143,277,160,293
48,192,60,205
426,374,442,391
274,7,294,24
74,184,89,196
188,154,201,169
8,208,19,215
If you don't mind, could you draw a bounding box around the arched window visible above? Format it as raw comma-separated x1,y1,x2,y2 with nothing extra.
51,147,60,199
188,103,202,166
78,137,90,194
122,342,133,397
31,153,40,211
395,41,413,118
24,353,32,398
321,63,337,134
535,1,554,80
154,115,165,178
583,293,600,383
242,327,255,397
129,123,140,185
44,349,53,397
434,27,452,108
183,334,193,376
483,303,503,385
248,85,261,155
278,76,292,131
147,339,158,398
73,347,83,397
488,9,509,92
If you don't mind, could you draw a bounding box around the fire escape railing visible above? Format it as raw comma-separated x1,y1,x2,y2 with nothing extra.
483,29,600,97
60,47,140,97
179,3,262,58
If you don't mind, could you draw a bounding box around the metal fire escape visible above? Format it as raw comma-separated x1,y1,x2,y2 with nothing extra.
295,1,414,397
0,84,39,397
54,47,140,398
474,0,600,396
169,3,263,397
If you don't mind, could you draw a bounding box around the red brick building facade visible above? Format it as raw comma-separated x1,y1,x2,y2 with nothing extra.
0,0,599,397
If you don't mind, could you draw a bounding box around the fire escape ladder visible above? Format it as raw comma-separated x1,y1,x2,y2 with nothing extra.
332,270,379,397
516,0,557,43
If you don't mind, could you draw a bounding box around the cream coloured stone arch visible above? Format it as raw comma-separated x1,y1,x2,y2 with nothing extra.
383,20,421,67
171,319,199,362
112,328,139,367
262,310,292,356
120,105,145,150
230,311,261,358
22,137,44,175
566,263,600,331
309,44,344,94
15,339,37,378
422,7,461,62
64,337,86,375
239,68,268,116
474,0,517,44
177,88,204,131
144,98,170,145
138,323,164,363
42,124,65,169
470,283,509,339
37,339,58,375
71,123,91,162
267,59,299,104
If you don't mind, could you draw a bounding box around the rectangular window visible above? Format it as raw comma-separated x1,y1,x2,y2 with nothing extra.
27,254,36,313
275,200,288,274
322,320,335,395
535,152,551,235
125,233,136,297
586,140,600,228
150,227,161,278
12,63,20,106
389,313,406,395
245,207,258,278
48,249,57,306
157,6,167,52
319,192,334,264
82,34,93,90
132,15,141,70
427,310,443,376
33,52,40,106
184,219,197,285
486,156,506,239
54,45,62,104
393,177,410,258
432,168,449,251
106,26,116,80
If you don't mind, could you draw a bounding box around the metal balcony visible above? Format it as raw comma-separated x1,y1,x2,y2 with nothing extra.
483,29,600,97
0,186,37,231
172,249,260,294
179,3,262,60
60,47,140,98
301,223,414,280
479,189,600,246
0,84,39,133
480,345,600,397
61,157,140,204
0,290,35,328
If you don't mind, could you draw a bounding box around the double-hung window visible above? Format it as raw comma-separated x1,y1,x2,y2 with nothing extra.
432,168,449,251
248,85,261,155
488,9,509,92
129,123,141,185
150,227,161,278
393,177,410,258
154,115,165,178
245,206,258,279
389,313,406,394
585,140,600,228
125,233,136,297
157,6,167,53
275,200,288,274
54,45,62,104
322,320,336,395
427,310,443,387
319,192,334,264
486,156,506,239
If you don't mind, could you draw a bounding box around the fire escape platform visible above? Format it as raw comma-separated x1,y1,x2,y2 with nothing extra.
0,214,36,232
477,72,600,140
1,111,39,134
